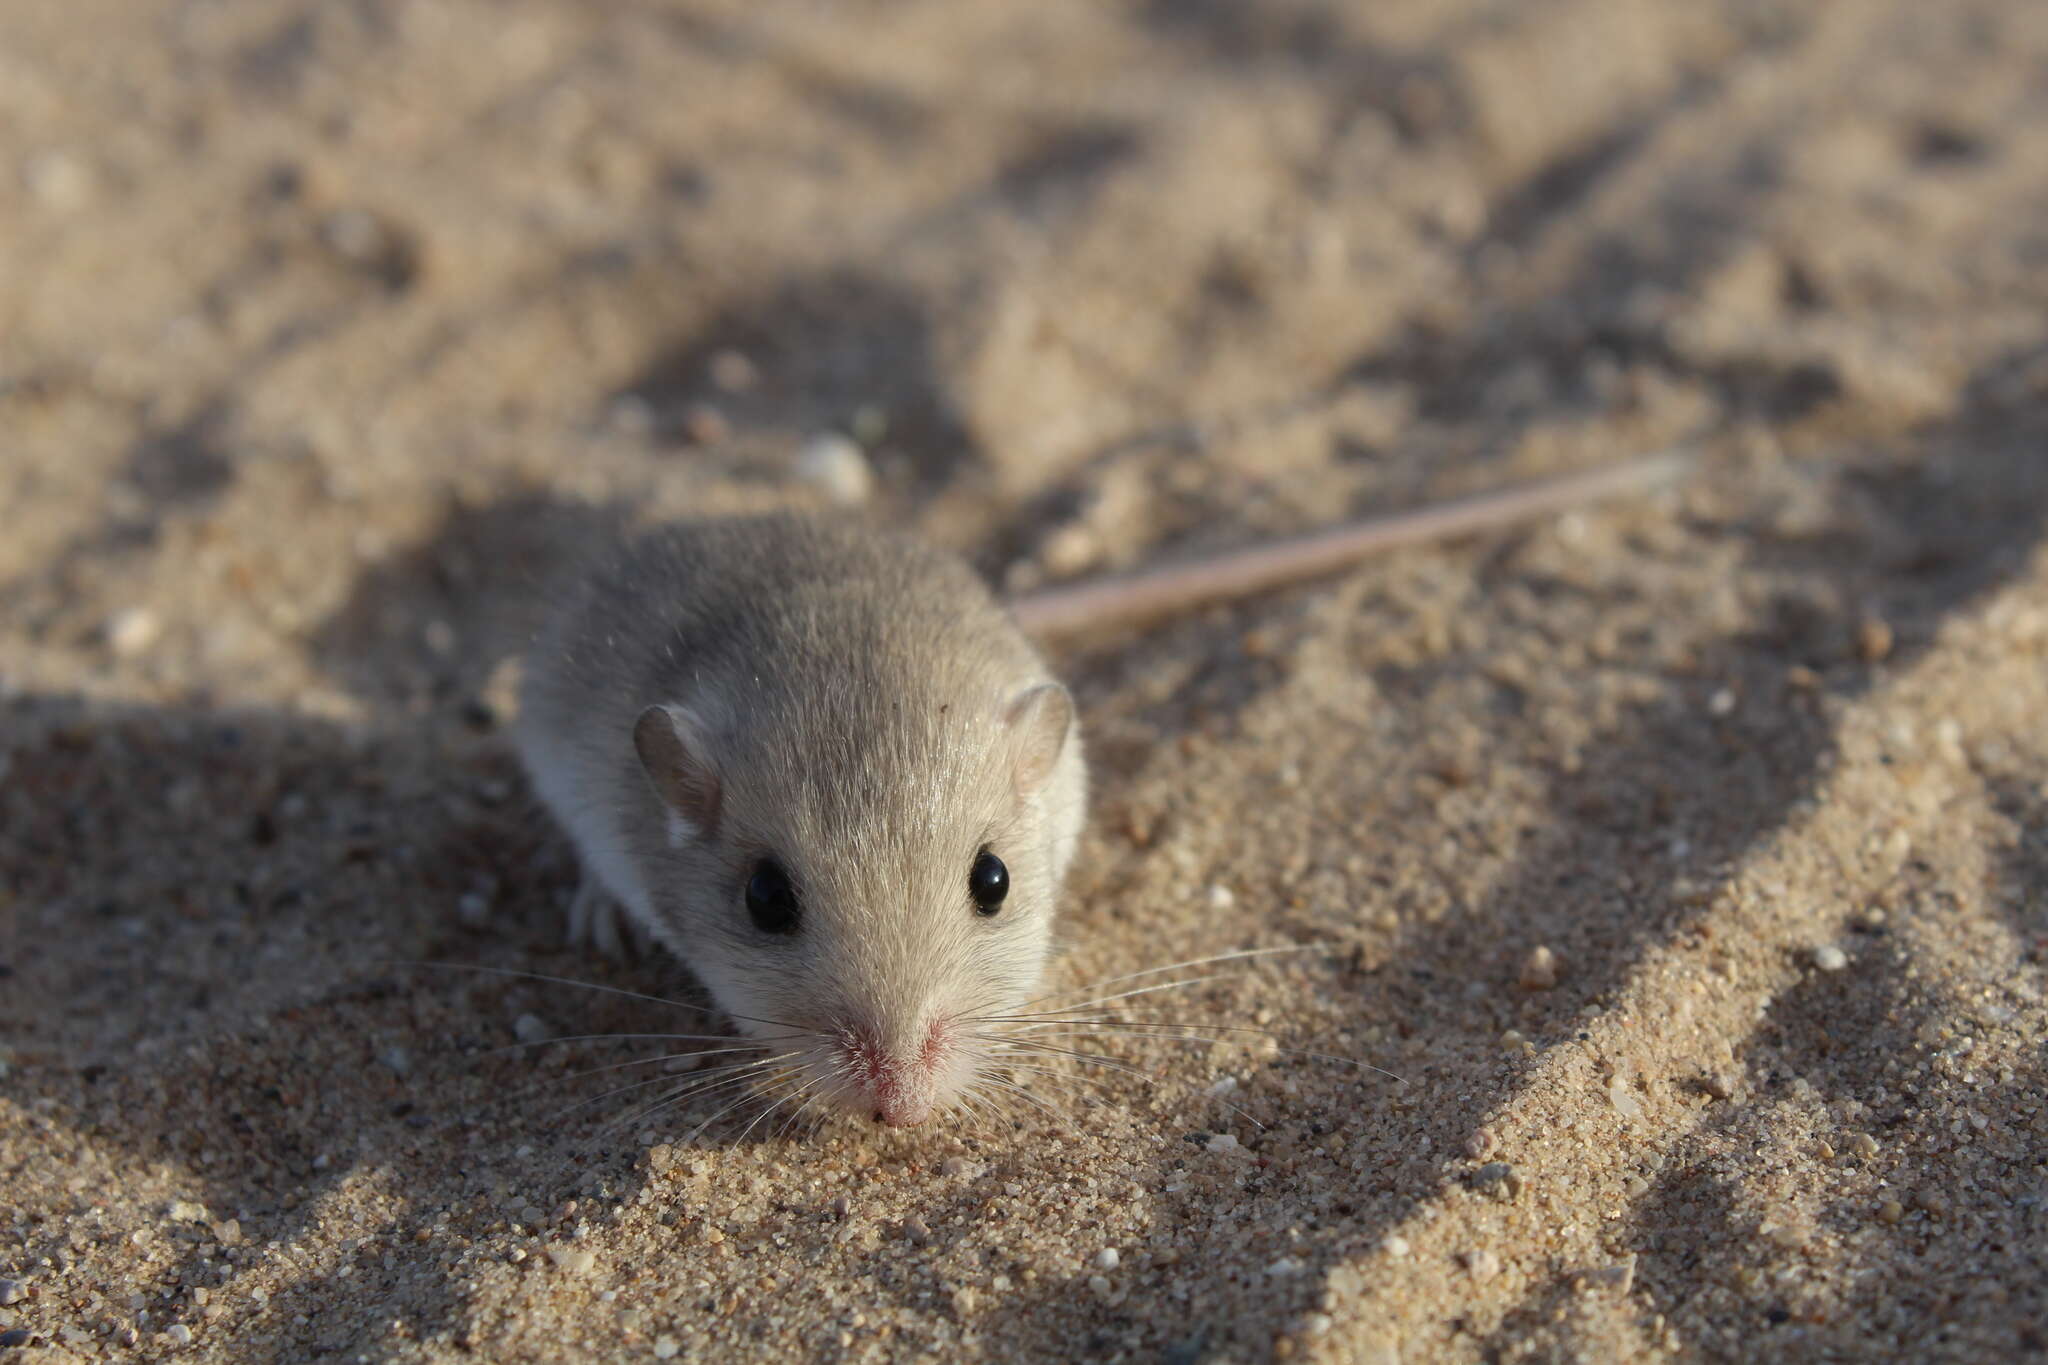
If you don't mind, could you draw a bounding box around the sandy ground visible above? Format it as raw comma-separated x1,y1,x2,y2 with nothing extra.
4,1,2048,1360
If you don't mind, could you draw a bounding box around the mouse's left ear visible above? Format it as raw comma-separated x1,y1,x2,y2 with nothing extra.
1003,681,1075,800
635,703,722,839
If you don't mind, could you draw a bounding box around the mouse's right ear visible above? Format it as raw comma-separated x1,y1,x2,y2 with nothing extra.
1003,681,1075,801
634,703,722,839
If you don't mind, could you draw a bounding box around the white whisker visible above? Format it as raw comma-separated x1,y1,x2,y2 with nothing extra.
1018,943,1329,1011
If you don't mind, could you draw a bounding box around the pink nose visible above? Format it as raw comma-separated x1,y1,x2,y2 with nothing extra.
844,1021,944,1126
872,1085,933,1128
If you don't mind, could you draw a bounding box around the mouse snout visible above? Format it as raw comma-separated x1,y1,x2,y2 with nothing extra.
840,1018,950,1127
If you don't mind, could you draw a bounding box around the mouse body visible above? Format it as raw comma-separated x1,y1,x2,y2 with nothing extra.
514,514,1086,1127
511,452,1691,1129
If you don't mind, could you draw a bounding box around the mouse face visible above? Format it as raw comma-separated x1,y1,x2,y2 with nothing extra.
632,674,1085,1127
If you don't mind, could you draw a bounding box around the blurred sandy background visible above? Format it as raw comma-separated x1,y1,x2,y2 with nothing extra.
3,0,2047,1360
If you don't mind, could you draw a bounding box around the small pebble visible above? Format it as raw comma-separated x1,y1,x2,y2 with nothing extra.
1302,1313,1333,1337
1585,1253,1637,1294
1094,1248,1120,1271
1207,884,1236,910
507,1248,526,1263
1383,1236,1410,1258
1518,945,1559,991
107,607,161,657
607,394,655,437
1041,522,1101,576
902,1216,930,1245
940,1156,972,1178
1469,1163,1521,1202
1858,617,1894,662
0,1328,27,1348
378,1047,411,1077
1266,1257,1305,1277
1206,1134,1242,1155
1812,944,1848,972
25,149,95,210
709,349,758,392
1465,1249,1501,1280
457,893,490,928
794,432,874,506
1762,1219,1807,1249
653,1336,680,1359
1708,688,1737,717
514,1014,550,1045
683,403,730,445
850,404,889,445
166,1323,193,1345
320,208,385,262
545,1246,596,1274
168,1200,207,1223
1088,1274,1113,1296
0,1281,19,1306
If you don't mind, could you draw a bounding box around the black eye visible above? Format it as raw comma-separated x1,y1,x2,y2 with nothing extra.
969,848,1009,915
745,859,801,935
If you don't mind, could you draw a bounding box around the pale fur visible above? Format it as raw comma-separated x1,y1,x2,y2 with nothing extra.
513,514,1087,1122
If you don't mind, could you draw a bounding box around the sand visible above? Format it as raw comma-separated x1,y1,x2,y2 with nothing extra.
3,0,2047,1360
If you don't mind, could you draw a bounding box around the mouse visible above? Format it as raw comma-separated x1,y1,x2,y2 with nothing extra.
514,516,1087,1128
511,448,1690,1128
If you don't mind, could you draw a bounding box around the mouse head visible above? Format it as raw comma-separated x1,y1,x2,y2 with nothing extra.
632,673,1084,1128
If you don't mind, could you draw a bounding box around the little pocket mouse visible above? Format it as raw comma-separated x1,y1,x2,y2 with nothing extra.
513,452,1688,1127
515,516,1086,1127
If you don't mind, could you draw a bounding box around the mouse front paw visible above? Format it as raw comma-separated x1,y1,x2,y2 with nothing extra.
566,877,651,960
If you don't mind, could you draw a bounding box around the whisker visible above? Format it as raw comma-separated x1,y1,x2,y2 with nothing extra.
683,1073,805,1146
393,960,723,1017
484,1032,806,1058
950,1086,1003,1136
981,1038,1161,1086
397,961,821,1038
737,1075,826,1145
624,1072,780,1142
969,1073,1064,1122
602,1059,803,1138
992,1043,1267,1129
992,1020,1399,1080
1017,944,1330,1011
984,972,1245,1019
574,1051,804,1129
980,1064,1115,1116
494,1045,791,1110
776,1088,831,1142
